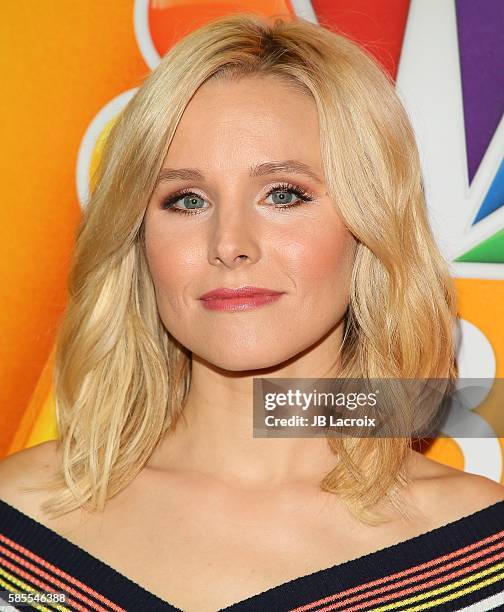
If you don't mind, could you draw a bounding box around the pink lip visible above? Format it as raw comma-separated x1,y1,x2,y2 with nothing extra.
199,286,285,311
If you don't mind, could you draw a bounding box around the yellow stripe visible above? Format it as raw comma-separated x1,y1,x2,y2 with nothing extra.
0,573,51,612
371,560,504,611
0,566,71,612
405,570,504,611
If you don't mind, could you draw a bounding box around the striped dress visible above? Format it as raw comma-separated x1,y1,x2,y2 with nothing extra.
0,498,503,611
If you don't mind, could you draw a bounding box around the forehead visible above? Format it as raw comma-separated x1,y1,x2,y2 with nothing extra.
164,74,322,170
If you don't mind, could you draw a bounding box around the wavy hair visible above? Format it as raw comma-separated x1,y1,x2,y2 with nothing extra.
24,12,458,525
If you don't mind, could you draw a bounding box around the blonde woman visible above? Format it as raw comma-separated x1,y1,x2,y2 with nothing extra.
1,13,503,612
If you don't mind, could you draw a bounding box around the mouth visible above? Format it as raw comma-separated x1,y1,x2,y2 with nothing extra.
198,286,285,311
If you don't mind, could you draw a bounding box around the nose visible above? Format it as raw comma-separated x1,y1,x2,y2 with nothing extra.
208,203,260,269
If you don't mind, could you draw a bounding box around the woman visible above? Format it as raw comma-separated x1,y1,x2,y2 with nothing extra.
1,12,503,612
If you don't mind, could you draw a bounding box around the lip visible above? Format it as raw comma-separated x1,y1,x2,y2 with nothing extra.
199,286,283,300
198,286,285,311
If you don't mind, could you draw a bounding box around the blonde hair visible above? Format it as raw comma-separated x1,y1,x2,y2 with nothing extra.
24,12,458,525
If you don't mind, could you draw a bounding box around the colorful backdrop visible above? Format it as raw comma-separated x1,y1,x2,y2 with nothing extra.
1,0,503,481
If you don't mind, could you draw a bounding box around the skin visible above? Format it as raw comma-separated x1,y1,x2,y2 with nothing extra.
1,74,503,612
143,73,358,486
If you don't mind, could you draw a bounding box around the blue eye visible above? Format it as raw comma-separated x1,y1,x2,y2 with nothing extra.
163,194,208,213
160,182,315,215
264,184,314,209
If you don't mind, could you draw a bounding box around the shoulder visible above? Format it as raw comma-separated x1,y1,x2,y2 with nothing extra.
0,439,61,520
443,465,504,513
407,450,504,525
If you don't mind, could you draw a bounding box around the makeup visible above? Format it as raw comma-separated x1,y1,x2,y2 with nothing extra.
199,286,285,311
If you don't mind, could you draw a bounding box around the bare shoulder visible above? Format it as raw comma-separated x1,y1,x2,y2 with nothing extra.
440,464,504,513
408,450,504,524
0,439,61,520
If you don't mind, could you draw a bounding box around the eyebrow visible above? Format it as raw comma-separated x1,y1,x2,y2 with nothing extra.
154,159,324,188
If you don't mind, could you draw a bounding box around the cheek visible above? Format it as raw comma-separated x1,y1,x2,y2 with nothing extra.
144,223,203,308
281,224,355,329
281,223,355,288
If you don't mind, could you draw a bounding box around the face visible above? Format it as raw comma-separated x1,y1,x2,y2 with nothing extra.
143,74,356,371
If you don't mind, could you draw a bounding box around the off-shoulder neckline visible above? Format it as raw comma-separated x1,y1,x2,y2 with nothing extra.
1,497,503,611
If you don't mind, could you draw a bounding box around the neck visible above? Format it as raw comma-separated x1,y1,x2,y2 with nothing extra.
148,322,346,488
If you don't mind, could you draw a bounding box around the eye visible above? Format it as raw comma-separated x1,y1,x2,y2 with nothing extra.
262,182,315,211
160,191,209,215
160,182,316,215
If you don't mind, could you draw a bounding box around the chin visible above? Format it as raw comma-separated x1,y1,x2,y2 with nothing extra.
194,348,295,373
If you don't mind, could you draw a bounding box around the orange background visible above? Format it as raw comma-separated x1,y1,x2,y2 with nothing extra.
1,1,502,481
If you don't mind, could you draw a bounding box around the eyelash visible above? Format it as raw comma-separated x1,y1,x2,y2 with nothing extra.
160,182,315,215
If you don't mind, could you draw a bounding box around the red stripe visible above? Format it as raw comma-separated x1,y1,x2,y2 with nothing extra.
0,533,126,611
331,549,504,611
0,551,89,612
290,529,504,611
